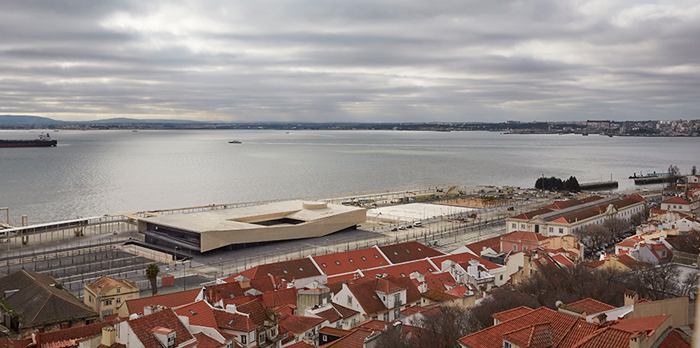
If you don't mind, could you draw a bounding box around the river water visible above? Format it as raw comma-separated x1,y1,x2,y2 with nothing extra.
0,129,698,223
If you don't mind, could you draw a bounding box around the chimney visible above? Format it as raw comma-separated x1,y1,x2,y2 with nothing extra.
467,260,479,276
624,290,639,307
101,326,116,346
592,313,607,325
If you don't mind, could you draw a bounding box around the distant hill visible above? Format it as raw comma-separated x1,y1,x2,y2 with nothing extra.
87,117,206,124
0,115,206,125
0,115,63,125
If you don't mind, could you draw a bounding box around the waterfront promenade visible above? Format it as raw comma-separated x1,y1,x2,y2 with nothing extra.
0,186,551,299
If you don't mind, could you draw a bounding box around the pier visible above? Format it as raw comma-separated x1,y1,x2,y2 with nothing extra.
579,181,619,191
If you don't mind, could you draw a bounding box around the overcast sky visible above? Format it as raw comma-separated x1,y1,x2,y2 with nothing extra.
1,1,698,122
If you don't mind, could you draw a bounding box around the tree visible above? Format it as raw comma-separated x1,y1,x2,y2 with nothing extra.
667,164,681,186
573,224,612,251
624,263,682,301
630,206,649,227
603,217,631,240
146,263,160,296
411,306,480,348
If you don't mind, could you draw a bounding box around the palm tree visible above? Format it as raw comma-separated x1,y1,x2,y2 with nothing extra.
146,263,160,296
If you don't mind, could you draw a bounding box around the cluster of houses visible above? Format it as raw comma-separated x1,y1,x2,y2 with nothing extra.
1,185,698,348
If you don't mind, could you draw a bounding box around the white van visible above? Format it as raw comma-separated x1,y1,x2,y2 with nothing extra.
413,221,422,227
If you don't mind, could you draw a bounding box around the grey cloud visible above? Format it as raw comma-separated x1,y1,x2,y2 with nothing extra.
0,0,698,122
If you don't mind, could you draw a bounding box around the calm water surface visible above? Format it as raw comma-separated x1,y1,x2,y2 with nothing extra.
1,129,698,223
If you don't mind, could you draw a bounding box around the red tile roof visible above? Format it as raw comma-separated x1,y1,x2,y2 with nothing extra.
204,282,245,304
609,315,669,337
286,341,316,348
259,287,298,309
315,307,342,323
566,299,615,315
501,231,548,242
85,276,138,295
657,329,691,348
213,309,256,332
510,207,555,221
127,309,195,348
125,288,201,315
327,271,364,284
234,299,271,327
546,199,584,210
662,196,692,205
338,275,420,317
31,319,116,347
221,295,257,307
503,323,553,348
279,315,326,335
193,332,224,348
550,254,575,268
459,307,594,348
363,259,436,279
318,326,351,337
331,302,360,319
446,284,475,297
320,327,373,348
463,235,502,254
378,241,445,264
570,315,670,348
491,306,534,323
312,247,391,275
174,300,218,329
424,271,457,291
227,258,322,283
431,252,503,271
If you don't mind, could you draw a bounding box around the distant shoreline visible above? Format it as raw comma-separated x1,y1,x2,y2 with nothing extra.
1,115,698,136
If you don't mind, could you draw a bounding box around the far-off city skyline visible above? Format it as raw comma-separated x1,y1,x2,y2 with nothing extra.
1,1,699,122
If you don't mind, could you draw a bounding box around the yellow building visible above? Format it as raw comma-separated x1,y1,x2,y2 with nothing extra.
84,276,140,319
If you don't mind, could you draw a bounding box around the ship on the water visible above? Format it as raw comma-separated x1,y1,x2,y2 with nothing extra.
0,133,57,148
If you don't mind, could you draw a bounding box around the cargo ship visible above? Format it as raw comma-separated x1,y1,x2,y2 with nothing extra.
0,133,57,148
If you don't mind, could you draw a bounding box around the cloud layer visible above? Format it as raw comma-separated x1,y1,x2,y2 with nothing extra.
1,0,699,122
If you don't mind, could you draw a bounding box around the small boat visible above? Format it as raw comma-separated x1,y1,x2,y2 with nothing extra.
229,140,242,144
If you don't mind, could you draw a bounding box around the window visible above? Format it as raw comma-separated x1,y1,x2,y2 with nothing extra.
116,297,121,304
523,246,527,251
361,256,367,261
348,296,353,306
549,227,553,233
349,258,354,263
259,333,265,343
299,267,304,271
500,275,503,280
512,223,516,229
322,263,327,267
383,312,389,321
374,254,379,258
559,228,564,233
116,287,121,294
513,245,517,251
227,342,234,348
521,224,526,229
504,341,512,348
335,261,341,265
89,295,92,302
241,335,247,344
